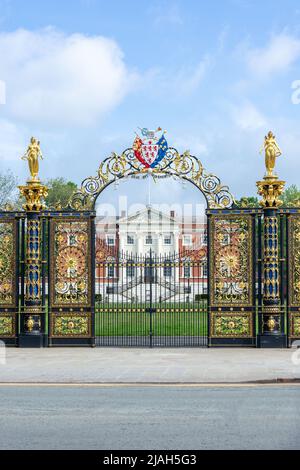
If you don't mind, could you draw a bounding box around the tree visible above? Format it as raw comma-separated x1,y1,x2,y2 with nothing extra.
0,170,18,209
281,185,300,207
45,178,77,209
236,196,259,208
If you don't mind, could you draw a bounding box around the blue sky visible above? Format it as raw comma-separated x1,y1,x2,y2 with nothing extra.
0,0,300,209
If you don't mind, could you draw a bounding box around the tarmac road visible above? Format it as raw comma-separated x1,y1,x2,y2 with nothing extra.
0,384,299,450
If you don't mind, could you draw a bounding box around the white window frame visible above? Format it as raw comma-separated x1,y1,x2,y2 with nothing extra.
182,234,192,247
145,235,153,245
163,261,172,277
106,235,115,246
126,261,135,278
107,264,115,278
126,234,135,245
164,235,172,245
183,265,191,278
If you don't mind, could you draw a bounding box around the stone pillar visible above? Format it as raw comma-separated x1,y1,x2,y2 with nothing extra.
256,175,286,347
18,180,48,347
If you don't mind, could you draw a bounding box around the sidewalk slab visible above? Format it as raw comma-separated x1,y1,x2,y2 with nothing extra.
1,348,299,383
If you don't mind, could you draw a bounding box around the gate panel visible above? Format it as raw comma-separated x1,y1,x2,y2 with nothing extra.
288,213,300,343
0,215,19,345
208,212,256,346
49,216,94,346
95,252,208,347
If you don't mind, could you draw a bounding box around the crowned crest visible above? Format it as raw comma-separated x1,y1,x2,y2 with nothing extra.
133,127,168,169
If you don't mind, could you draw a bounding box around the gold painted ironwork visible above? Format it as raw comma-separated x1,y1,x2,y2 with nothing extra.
19,137,48,212
51,313,91,338
260,131,282,179
0,221,16,307
50,219,91,307
211,311,253,338
21,137,43,182
25,316,35,333
70,148,235,210
0,314,15,337
257,179,285,208
19,181,48,212
290,313,300,339
263,216,280,302
288,215,300,307
257,131,285,208
209,215,253,307
25,219,41,302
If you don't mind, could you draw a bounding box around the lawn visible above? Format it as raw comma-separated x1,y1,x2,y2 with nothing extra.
95,302,208,336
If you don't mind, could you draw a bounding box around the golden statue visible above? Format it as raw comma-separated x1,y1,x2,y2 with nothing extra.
21,137,43,181
260,131,282,178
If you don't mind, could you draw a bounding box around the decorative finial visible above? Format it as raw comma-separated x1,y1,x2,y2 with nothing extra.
259,131,282,179
21,136,43,182
257,131,285,208
19,137,48,212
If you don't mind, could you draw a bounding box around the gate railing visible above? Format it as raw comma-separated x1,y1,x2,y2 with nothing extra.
95,251,208,348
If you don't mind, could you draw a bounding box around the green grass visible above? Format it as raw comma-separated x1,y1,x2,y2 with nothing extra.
95,302,208,336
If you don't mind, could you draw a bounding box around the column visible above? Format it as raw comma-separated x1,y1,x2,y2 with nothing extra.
257,175,286,347
18,141,48,347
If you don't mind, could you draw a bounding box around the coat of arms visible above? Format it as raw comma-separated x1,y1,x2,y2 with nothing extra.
133,127,168,169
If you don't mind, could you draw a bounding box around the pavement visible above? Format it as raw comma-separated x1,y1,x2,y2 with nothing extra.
0,384,299,449
1,347,300,383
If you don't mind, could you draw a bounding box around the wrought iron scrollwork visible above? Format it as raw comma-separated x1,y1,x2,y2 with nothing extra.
70,147,235,210
0,222,15,307
51,220,91,307
210,215,253,306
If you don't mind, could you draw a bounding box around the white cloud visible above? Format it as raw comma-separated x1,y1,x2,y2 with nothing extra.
246,33,300,78
0,119,25,161
231,101,267,131
0,28,138,126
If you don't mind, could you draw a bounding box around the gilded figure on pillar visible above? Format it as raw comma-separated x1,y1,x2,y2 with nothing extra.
260,131,282,179
21,137,43,181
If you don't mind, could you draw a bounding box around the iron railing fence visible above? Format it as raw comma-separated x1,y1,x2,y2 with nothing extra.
95,250,208,347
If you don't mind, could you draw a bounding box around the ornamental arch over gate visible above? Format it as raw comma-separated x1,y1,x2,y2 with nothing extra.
56,134,256,348
69,146,235,211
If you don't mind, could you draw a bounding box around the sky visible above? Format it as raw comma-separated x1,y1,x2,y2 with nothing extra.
0,0,300,212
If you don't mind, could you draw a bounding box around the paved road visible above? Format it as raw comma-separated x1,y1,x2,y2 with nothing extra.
0,385,299,450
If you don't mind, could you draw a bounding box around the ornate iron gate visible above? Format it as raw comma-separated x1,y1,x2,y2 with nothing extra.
207,210,257,346
285,211,300,344
48,213,95,346
0,213,21,346
95,251,208,347
1,130,299,348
